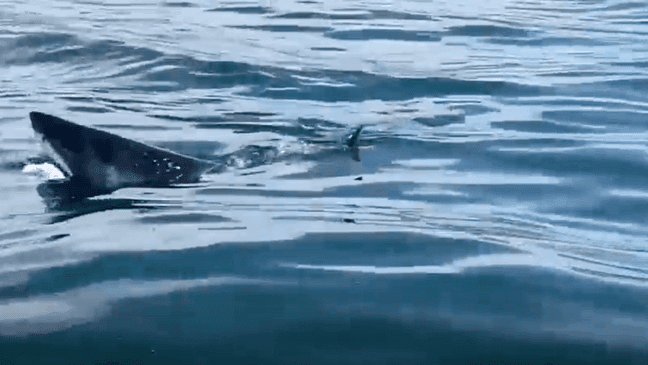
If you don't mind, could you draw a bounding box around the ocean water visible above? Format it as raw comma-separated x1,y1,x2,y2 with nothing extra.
1,0,648,363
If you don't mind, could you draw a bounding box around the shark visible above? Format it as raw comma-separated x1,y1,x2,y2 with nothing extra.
30,111,216,200
29,111,363,202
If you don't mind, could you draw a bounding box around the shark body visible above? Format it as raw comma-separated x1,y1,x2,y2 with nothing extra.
30,111,216,200
29,111,363,203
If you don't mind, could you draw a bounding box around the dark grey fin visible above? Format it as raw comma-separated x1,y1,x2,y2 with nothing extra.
344,126,363,162
345,125,363,149
30,111,216,199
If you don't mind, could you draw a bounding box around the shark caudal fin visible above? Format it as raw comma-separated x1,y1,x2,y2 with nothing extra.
30,111,216,199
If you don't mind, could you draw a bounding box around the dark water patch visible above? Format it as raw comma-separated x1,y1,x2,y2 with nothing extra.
46,198,158,224
226,111,276,117
146,114,192,122
481,137,609,151
540,71,618,78
0,155,38,172
603,1,646,11
272,10,432,21
45,233,70,242
609,61,648,68
551,196,648,225
95,2,162,7
368,10,434,21
482,147,648,186
445,25,529,38
8,33,76,50
504,96,648,111
182,96,226,104
66,106,112,114
138,213,232,224
611,20,648,26
490,37,608,47
491,120,600,133
603,78,648,92
261,317,640,365
162,1,196,7
229,25,332,33
0,93,29,99
238,170,265,176
57,96,95,102
325,29,441,42
109,83,182,93
206,6,272,14
279,233,518,266
0,229,36,242
563,78,648,103
272,11,373,20
198,226,246,231
28,44,129,65
310,46,346,52
3,304,645,365
414,115,464,127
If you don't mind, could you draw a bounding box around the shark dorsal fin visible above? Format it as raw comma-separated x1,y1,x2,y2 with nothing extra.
30,112,215,197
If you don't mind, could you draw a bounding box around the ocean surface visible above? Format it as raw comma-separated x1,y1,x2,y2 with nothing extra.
1,0,648,363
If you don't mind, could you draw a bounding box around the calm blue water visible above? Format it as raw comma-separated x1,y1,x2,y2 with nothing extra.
1,0,648,363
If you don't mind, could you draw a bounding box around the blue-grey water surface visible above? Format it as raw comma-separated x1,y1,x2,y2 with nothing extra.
1,0,648,363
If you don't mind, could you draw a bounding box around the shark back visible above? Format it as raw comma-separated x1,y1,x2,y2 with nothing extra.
30,111,215,197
